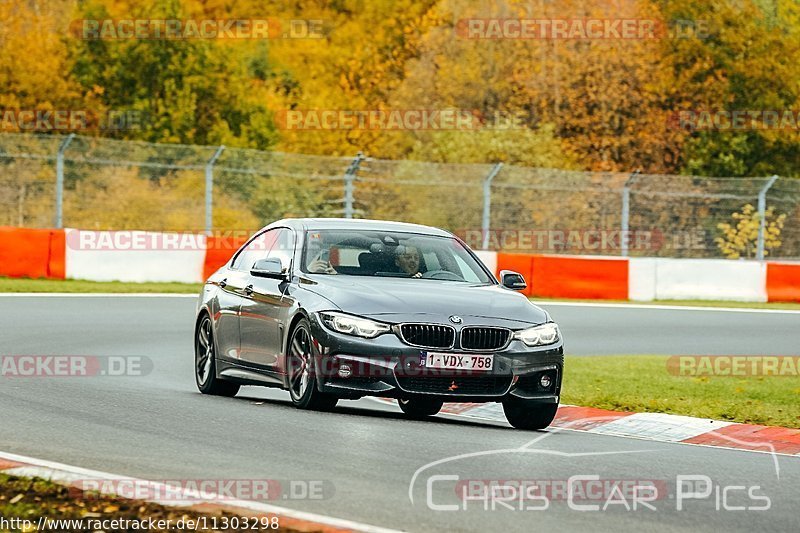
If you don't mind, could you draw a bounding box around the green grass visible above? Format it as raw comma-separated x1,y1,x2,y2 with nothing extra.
0,277,201,293
531,297,800,310
563,355,800,428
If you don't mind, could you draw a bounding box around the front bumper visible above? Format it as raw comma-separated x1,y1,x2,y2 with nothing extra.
308,314,563,403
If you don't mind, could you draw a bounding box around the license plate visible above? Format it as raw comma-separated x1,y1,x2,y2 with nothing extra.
423,352,494,371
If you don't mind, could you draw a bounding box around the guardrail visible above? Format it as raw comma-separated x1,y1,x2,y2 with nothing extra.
2,226,798,302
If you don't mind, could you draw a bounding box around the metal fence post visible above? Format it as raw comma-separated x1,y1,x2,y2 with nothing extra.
343,152,364,219
621,170,640,257
205,146,225,235
481,163,503,250
756,175,779,260
55,133,75,228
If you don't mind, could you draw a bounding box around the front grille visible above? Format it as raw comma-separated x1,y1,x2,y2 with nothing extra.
460,327,511,350
397,375,511,396
399,324,455,348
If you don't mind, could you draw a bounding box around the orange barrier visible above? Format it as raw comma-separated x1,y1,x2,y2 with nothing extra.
766,262,800,302
203,234,248,279
0,227,66,279
495,253,535,296
48,229,66,279
529,255,629,300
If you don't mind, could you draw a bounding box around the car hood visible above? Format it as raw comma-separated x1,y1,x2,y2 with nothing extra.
301,276,548,328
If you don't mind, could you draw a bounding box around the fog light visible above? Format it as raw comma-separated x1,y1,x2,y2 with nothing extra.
540,374,552,389
338,364,352,378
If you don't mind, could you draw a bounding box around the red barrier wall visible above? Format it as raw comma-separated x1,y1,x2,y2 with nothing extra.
766,262,800,302
529,255,629,300
0,227,66,279
48,229,66,279
203,234,248,279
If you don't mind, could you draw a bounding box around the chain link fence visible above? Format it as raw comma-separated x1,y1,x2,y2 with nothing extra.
1,132,798,259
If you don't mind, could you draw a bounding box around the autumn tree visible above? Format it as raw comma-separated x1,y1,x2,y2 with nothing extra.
68,0,279,148
715,203,787,259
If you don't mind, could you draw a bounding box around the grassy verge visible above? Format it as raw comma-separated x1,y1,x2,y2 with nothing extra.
563,355,800,429
0,277,201,293
0,473,297,532
532,297,800,311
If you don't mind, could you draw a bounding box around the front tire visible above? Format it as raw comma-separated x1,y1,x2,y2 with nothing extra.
398,397,444,418
287,318,338,411
195,315,240,397
502,398,558,430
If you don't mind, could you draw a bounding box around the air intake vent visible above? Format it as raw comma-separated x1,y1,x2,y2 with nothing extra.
397,375,512,396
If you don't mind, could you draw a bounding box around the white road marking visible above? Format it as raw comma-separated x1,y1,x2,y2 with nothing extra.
0,451,403,533
534,300,800,314
0,293,197,297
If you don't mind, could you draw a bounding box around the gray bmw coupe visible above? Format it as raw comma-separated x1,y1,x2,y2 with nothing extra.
195,218,564,429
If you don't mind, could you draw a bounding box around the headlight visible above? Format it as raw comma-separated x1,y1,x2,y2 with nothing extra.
319,311,390,338
513,323,560,347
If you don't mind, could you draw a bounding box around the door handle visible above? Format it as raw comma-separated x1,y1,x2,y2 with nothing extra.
219,278,227,289
244,284,254,296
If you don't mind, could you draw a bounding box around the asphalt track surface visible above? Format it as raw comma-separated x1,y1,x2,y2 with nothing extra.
1,295,798,532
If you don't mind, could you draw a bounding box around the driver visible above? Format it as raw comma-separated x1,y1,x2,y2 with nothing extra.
395,245,423,278
308,248,338,274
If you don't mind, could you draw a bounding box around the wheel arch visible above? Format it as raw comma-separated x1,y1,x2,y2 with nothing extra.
194,306,214,345
281,309,312,388
194,307,219,377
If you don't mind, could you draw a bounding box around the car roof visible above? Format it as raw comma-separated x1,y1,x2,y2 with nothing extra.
269,218,454,237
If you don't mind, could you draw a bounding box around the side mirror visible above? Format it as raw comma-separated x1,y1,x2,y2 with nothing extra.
251,257,287,280
500,270,527,291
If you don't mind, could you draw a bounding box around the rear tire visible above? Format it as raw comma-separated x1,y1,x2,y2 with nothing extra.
398,398,444,418
502,398,558,430
287,318,339,411
195,315,240,397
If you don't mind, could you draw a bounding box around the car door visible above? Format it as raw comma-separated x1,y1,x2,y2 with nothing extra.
216,229,280,362
214,268,249,361
238,228,296,373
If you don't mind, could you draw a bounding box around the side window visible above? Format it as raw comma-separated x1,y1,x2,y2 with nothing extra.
231,229,279,271
265,229,295,272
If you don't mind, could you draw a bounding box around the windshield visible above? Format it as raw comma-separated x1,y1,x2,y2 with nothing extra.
301,230,492,283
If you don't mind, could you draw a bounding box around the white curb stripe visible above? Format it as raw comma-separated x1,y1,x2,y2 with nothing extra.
587,413,735,441
369,398,799,458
